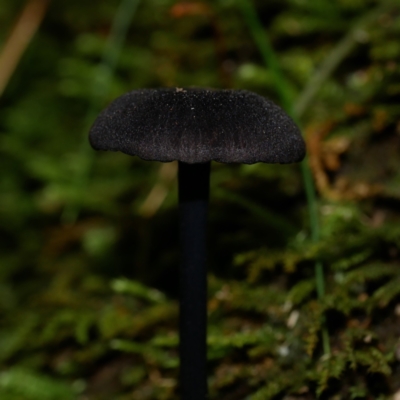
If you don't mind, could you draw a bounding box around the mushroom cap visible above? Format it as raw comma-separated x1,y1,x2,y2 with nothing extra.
89,88,305,164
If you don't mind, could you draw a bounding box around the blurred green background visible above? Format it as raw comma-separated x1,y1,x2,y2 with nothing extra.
1,0,400,399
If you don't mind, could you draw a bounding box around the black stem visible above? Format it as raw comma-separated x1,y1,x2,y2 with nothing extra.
178,161,210,400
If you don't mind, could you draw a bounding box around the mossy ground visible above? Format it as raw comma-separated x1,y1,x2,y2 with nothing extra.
1,0,400,398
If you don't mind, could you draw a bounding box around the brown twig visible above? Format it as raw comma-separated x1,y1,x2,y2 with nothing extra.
139,162,178,218
0,0,50,96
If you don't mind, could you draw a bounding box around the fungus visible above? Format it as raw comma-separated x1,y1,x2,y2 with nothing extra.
89,87,305,400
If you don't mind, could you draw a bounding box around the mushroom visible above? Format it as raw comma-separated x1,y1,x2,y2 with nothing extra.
89,87,305,400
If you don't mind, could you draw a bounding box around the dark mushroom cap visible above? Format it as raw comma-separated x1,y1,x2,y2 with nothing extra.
89,88,305,164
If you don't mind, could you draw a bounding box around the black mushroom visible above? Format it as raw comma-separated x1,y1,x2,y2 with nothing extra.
89,87,305,400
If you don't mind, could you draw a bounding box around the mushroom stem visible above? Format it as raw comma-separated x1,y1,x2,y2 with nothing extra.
178,161,210,399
